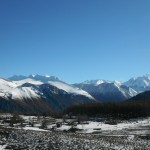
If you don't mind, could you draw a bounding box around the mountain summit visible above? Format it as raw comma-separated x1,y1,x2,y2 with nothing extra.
0,76,95,113
9,74,61,82
123,74,150,92
74,80,136,102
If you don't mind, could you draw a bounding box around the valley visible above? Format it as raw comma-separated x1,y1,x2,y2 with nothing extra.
0,114,150,150
0,74,150,149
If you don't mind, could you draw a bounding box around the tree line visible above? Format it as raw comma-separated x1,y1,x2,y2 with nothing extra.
66,100,150,119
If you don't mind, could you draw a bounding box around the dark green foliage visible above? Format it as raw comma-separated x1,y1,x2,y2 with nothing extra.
66,91,150,118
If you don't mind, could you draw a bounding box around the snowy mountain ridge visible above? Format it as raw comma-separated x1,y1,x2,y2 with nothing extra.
123,74,150,92
0,78,43,100
74,74,150,101
0,76,96,112
0,74,149,112
2,74,150,102
9,74,61,82
0,76,94,101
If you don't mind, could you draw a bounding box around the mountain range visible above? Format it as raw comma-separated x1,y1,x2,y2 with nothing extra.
0,74,150,113
74,74,150,101
74,80,137,102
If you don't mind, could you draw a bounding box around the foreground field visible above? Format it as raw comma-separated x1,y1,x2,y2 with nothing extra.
0,128,150,150
0,115,150,149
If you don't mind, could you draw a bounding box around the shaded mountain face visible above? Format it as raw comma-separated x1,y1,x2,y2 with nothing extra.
128,90,150,102
74,80,137,102
0,77,95,113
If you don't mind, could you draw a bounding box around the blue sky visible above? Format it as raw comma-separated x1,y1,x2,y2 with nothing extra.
0,0,150,83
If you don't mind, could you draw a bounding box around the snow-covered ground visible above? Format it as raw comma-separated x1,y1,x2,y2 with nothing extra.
0,115,150,150
47,117,150,135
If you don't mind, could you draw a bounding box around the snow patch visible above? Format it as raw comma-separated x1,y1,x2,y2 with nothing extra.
48,81,94,99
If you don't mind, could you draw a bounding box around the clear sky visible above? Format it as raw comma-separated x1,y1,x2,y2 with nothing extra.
0,0,150,83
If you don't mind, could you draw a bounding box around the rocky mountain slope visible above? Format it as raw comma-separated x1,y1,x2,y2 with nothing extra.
0,76,95,113
74,80,137,102
74,74,150,102
123,74,150,93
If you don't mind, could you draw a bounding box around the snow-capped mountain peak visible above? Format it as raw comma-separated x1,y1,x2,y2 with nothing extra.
81,79,108,85
80,79,121,86
0,78,41,100
9,74,61,83
0,76,95,102
28,74,60,82
123,74,150,92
